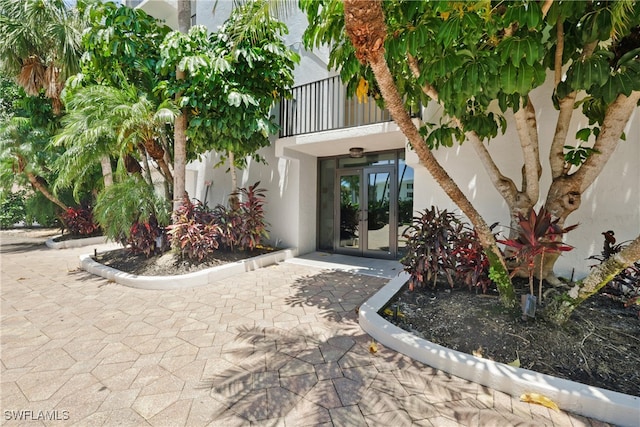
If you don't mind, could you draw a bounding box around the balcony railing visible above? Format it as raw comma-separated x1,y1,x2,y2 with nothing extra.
279,75,418,138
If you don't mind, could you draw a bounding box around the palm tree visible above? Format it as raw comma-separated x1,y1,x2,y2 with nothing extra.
0,0,85,113
55,84,177,198
341,0,516,308
0,115,67,210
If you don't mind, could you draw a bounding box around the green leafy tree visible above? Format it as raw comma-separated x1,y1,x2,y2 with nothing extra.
0,90,67,210
302,0,640,309
158,0,298,196
58,2,173,192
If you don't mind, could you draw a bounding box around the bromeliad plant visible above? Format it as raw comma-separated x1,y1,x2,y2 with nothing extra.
499,206,578,301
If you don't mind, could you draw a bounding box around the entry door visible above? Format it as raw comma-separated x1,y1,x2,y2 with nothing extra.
336,166,396,258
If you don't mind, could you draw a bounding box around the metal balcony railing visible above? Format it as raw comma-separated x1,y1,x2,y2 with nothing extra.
279,75,417,138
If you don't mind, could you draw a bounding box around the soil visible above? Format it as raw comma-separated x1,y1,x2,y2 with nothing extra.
382,282,640,397
94,246,275,276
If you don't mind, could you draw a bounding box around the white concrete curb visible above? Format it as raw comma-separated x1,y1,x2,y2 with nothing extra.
79,248,298,290
359,273,640,427
46,235,108,249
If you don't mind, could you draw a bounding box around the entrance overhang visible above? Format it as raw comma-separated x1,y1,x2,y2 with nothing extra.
275,122,407,159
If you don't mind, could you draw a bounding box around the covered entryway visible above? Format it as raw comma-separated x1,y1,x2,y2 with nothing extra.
318,149,413,259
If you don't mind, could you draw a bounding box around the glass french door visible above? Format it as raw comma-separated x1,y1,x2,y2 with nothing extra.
335,166,396,258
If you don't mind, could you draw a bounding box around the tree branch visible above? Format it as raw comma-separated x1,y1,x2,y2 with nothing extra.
554,19,564,87
514,97,541,202
550,40,599,179
573,91,640,192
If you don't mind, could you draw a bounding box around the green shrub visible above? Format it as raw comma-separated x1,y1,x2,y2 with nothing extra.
94,176,170,245
0,190,26,228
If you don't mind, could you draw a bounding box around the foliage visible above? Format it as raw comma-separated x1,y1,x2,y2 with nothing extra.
0,0,86,111
401,206,494,294
590,231,640,310
94,176,170,244
0,190,26,228
24,192,62,227
168,196,221,261
157,1,299,166
233,182,269,251
401,206,465,290
452,228,492,294
127,216,166,257
55,83,177,195
77,1,171,93
169,182,269,260
499,207,577,297
61,205,99,236
302,1,640,142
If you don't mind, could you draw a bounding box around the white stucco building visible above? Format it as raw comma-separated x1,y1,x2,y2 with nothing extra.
131,0,640,278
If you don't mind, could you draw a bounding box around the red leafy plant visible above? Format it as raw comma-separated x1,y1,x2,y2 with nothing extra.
167,197,221,261
127,216,166,257
499,206,577,301
61,205,100,236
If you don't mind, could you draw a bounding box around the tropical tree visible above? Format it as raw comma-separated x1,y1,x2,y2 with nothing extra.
0,0,86,113
301,0,640,306
0,90,67,210
172,0,191,211
59,2,172,193
55,84,177,198
302,0,516,307
158,0,298,196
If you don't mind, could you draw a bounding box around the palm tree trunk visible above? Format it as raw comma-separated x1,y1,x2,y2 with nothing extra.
343,0,516,308
100,155,113,188
26,172,67,210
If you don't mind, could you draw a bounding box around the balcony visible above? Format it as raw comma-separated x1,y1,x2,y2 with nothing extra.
279,76,419,138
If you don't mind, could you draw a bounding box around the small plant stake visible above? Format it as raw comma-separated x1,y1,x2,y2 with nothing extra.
522,294,537,319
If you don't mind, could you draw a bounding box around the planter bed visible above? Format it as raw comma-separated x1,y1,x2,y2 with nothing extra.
358,273,640,427
79,248,297,290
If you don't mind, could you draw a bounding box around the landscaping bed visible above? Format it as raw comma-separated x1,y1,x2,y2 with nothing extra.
94,246,276,276
382,283,640,397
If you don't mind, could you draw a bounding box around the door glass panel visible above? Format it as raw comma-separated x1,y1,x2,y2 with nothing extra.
339,174,360,249
397,159,414,256
366,170,391,252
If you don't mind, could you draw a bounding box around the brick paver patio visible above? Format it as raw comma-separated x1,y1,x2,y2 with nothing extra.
0,230,609,426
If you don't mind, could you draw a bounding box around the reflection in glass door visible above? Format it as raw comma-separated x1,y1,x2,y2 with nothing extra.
336,166,395,258
365,167,394,256
338,172,361,250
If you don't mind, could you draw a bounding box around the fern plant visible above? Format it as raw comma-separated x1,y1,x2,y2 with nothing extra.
94,176,170,247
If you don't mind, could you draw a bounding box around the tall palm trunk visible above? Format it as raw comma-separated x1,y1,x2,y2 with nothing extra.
100,155,113,188
173,0,191,211
343,0,516,308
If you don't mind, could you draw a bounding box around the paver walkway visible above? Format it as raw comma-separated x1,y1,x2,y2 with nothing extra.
0,230,610,426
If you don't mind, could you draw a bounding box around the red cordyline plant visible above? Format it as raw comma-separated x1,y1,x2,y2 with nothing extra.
499,206,578,301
